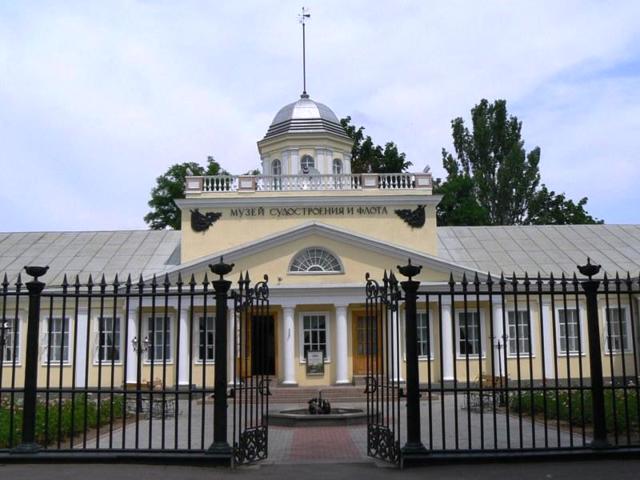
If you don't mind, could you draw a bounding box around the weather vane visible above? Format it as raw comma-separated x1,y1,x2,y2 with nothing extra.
298,7,311,98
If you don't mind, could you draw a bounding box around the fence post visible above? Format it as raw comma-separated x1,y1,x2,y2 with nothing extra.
13,266,49,454
208,258,233,457
578,258,609,449
398,260,427,457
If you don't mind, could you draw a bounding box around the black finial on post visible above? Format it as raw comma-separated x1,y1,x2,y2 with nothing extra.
397,258,422,281
578,257,601,280
209,256,235,281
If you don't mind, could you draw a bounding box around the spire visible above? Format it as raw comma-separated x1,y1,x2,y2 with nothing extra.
298,7,311,98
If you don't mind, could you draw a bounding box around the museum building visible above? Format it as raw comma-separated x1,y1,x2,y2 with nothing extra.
2,92,640,389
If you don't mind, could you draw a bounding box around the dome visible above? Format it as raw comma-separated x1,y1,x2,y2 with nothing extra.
264,94,350,139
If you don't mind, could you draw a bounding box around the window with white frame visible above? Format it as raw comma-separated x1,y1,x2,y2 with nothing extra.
46,317,70,363
507,310,531,355
417,312,432,357
458,312,481,356
332,158,343,174
557,309,580,354
147,316,172,362
300,155,315,173
198,316,215,362
1,318,19,363
272,159,282,176
605,307,630,353
289,247,342,273
97,317,121,362
300,313,328,361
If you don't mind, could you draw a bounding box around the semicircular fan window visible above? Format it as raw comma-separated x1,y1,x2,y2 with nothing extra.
289,247,342,273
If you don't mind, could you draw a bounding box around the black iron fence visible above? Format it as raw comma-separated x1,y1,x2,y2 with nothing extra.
366,259,640,466
0,260,266,465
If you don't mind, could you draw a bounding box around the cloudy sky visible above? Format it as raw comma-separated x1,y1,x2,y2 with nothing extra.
1,0,639,231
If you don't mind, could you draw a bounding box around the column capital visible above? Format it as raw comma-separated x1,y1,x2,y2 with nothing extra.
335,303,349,310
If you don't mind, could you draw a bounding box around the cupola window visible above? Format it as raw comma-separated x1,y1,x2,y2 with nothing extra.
272,159,282,176
332,158,343,175
300,155,315,174
289,247,343,273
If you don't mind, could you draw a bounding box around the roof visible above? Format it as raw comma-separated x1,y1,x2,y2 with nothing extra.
437,225,640,276
0,230,180,286
264,95,349,140
1,225,640,286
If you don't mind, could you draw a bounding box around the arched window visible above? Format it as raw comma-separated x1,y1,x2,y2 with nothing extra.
272,159,282,176
332,158,343,175
289,247,343,273
300,155,315,174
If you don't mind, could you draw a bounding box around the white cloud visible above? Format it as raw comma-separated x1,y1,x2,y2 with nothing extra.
1,0,639,230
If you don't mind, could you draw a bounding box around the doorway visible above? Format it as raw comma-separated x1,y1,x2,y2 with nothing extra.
251,315,276,376
352,314,382,375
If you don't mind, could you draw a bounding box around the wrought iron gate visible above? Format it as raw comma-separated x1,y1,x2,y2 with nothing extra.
231,272,271,466
365,271,402,465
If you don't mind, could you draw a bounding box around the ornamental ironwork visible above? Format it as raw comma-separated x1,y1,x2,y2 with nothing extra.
394,205,425,228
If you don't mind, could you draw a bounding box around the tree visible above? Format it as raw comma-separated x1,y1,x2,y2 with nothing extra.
436,99,601,226
144,156,226,230
340,116,412,173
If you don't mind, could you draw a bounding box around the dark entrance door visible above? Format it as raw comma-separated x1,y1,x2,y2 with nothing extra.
251,315,275,376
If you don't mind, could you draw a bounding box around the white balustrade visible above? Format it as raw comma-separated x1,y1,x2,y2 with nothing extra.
191,172,430,193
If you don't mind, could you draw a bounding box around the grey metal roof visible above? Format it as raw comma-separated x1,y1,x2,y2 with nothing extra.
437,225,640,276
1,225,639,287
0,230,181,286
264,95,349,139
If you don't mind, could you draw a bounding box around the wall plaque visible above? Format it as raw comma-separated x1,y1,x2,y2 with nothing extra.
306,350,325,376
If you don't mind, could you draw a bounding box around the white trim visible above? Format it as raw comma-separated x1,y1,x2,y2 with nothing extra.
505,309,537,358
91,315,124,366
41,316,72,366
454,308,487,359
143,314,175,364
1,315,21,366
602,304,633,355
298,311,331,363
554,303,587,357
194,313,216,364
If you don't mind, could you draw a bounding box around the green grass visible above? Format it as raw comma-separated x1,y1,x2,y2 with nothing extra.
0,394,124,448
510,388,640,434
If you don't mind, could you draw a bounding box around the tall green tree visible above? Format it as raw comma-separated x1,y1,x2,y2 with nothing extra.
436,99,601,226
340,116,412,173
144,156,226,230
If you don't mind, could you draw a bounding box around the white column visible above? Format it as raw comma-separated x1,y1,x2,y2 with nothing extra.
491,299,505,377
75,310,88,388
541,300,555,380
282,306,296,385
177,308,190,387
335,305,350,384
391,309,404,382
125,307,138,385
227,306,236,386
441,301,454,382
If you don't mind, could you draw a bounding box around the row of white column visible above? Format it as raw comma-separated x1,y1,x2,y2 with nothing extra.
280,305,350,385
439,298,558,382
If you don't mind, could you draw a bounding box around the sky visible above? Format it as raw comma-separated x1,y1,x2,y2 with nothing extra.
1,0,639,232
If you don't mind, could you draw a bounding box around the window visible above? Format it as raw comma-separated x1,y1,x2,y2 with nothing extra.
332,158,343,174
147,316,172,362
557,309,580,354
507,311,531,356
417,312,431,358
46,317,70,363
1,318,19,363
458,312,481,356
272,159,282,176
198,316,215,362
98,317,121,362
300,155,314,173
289,247,342,273
605,307,630,353
301,314,328,361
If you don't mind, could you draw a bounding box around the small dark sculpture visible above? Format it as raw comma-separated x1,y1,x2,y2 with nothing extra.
394,205,425,229
190,209,222,232
308,391,331,415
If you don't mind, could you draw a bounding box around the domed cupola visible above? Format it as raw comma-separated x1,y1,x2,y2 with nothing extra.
264,94,350,140
257,93,354,177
